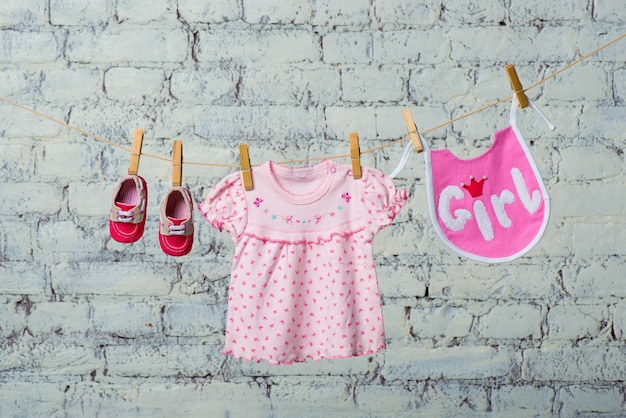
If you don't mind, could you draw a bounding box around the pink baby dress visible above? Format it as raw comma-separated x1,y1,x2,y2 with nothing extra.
199,160,406,364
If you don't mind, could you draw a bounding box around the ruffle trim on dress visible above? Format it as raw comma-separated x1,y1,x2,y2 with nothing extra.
387,189,408,219
377,188,407,229
241,225,369,245
223,344,385,366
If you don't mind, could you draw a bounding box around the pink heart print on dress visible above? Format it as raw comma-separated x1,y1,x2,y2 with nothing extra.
424,98,552,263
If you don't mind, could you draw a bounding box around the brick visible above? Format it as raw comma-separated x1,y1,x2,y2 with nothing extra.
178,261,231,298
39,68,102,103
0,0,47,26
409,304,473,338
104,67,165,103
162,302,225,336
312,0,370,27
580,106,626,141
325,106,377,141
341,66,405,102
478,304,542,339
429,264,556,301
450,104,508,145
50,0,108,25
193,105,321,141
375,0,440,28
578,26,626,63
0,299,25,337
0,68,40,97
409,65,473,105
557,144,622,181
491,385,555,416
557,385,625,416
51,262,174,296
470,65,510,104
375,222,421,258
551,184,625,217
383,346,510,380
613,300,626,340
354,384,417,415
593,0,626,22
67,182,111,217
0,182,62,215
377,265,427,298
563,258,626,298
572,223,626,257
196,29,318,63
271,380,356,416
543,65,610,102
240,65,340,105
105,344,223,377
546,304,605,340
379,104,449,140
66,28,188,64
441,0,506,25
243,0,311,24
0,30,59,64
27,302,91,337
178,0,240,23
92,302,160,338
35,142,102,180
523,346,626,381
170,68,238,104
64,382,138,417
37,220,104,254
449,26,578,63
0,262,46,294
373,30,449,64
510,0,590,21
322,32,371,64
0,338,100,375
116,0,174,23
382,304,408,339
615,68,626,103
136,382,271,418
2,203,28,249
65,105,161,156
417,382,490,416
0,103,64,138
0,383,66,417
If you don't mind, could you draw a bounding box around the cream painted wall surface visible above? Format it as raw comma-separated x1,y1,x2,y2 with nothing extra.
0,0,625,417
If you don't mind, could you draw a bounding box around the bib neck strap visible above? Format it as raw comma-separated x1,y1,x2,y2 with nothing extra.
388,133,428,179
510,96,555,130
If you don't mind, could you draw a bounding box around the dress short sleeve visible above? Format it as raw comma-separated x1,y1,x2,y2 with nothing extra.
198,172,248,240
360,167,407,234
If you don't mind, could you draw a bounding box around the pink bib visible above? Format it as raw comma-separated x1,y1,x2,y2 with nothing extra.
424,99,552,263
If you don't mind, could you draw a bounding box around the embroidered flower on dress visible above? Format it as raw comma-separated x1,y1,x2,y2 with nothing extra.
253,198,263,207
342,193,352,202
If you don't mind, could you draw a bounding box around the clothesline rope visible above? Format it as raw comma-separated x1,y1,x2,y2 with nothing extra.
0,33,624,170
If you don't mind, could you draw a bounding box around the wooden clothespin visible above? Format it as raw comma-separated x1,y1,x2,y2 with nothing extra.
401,108,423,154
349,132,362,179
172,140,183,187
505,64,529,109
239,144,253,191
128,128,144,175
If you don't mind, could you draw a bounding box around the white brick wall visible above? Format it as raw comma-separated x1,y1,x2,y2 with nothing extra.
0,0,624,416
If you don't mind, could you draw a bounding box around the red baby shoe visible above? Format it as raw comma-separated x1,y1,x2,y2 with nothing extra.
109,175,148,243
158,187,194,256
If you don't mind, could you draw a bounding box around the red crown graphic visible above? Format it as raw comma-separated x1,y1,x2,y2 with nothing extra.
461,176,487,198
